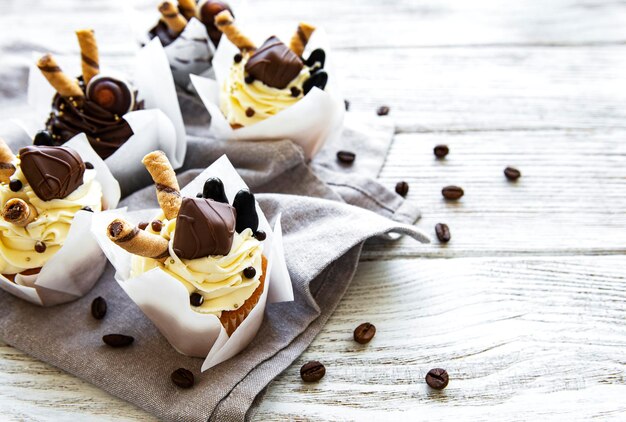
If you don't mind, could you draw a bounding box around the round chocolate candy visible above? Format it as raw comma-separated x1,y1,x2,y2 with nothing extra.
86,74,135,116
303,70,328,95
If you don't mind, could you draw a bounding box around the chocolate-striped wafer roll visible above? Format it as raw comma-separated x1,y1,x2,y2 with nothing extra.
159,1,188,36
75,29,100,84
37,54,84,98
107,218,170,260
215,10,256,52
2,198,38,227
178,0,197,21
289,22,316,57
142,151,181,220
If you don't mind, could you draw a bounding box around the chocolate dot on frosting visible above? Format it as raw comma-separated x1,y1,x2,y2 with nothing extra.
244,75,255,84
254,230,267,241
243,266,256,279
151,220,163,232
35,241,46,253
138,221,149,230
190,292,204,307
245,107,255,118
234,53,243,63
290,87,301,97
9,180,22,192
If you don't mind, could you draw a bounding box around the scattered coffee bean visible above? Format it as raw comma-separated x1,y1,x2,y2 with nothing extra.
434,145,449,159
171,368,195,389
244,75,255,84
9,180,22,192
102,334,134,348
138,221,149,230
81,206,93,212
254,230,267,241
395,181,409,197
300,361,326,382
34,241,46,253
377,105,390,116
290,86,301,97
151,220,163,232
353,322,376,344
190,292,204,307
442,185,464,200
435,223,451,243
233,53,243,63
243,266,256,279
245,107,255,117
85,162,94,169
336,150,356,164
425,368,449,390
91,296,107,320
344,99,350,111
504,167,521,181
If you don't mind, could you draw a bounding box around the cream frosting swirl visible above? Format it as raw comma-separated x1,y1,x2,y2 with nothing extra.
0,166,102,275
220,54,311,127
130,215,263,316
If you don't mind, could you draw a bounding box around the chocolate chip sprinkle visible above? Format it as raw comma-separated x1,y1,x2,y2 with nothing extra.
34,241,46,253
245,107,255,117
254,230,267,241
244,75,255,84
233,53,243,63
290,86,301,97
190,292,204,307
336,150,356,164
151,220,163,232
377,105,390,116
243,266,256,279
171,368,195,389
91,296,107,320
9,180,22,192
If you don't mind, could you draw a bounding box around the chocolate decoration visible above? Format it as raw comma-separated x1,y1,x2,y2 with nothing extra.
202,178,229,203
303,70,328,95
173,197,236,259
33,130,54,146
304,48,326,69
86,76,135,116
233,190,258,234
18,145,85,201
198,0,233,46
245,36,304,89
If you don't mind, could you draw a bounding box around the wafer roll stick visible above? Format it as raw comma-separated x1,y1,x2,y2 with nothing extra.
2,199,38,227
178,0,197,20
159,1,188,35
289,22,316,57
37,54,84,98
0,136,16,183
142,151,181,220
215,10,256,52
75,29,100,84
107,218,170,260
0,137,16,164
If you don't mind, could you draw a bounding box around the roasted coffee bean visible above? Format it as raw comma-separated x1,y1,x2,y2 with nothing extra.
34,241,46,253
377,105,390,116
300,361,326,382
171,368,195,389
81,206,93,212
254,230,267,241
137,221,149,230
395,181,409,197
102,334,134,348
202,178,228,203
504,167,521,181
151,220,163,232
91,296,107,320
85,162,94,169
33,130,54,146
336,150,356,164
303,70,328,95
353,322,376,344
233,53,243,63
442,185,464,200
9,180,22,192
435,223,451,243
344,99,350,111
434,145,449,159
290,86,301,97
425,368,449,390
190,292,204,307
243,266,256,279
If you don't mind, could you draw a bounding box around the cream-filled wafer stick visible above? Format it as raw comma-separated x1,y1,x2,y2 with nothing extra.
2,198,38,227
215,10,256,52
107,219,170,260
178,0,197,21
0,136,16,183
0,137,16,165
37,54,84,98
159,1,188,35
0,163,16,184
289,22,316,57
75,29,100,84
142,151,181,220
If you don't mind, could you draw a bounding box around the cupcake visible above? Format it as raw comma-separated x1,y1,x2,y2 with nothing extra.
106,151,267,336
37,29,144,159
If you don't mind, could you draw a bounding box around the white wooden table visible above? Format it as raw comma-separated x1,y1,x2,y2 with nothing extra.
1,0,626,420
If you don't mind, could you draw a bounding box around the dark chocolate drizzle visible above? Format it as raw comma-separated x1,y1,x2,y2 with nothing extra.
245,36,304,90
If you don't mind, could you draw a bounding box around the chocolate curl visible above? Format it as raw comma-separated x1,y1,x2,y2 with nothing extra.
107,218,170,260
75,29,100,84
289,22,316,57
178,0,197,21
159,1,188,36
2,198,38,227
214,10,256,52
36,54,84,98
0,138,16,183
142,151,181,220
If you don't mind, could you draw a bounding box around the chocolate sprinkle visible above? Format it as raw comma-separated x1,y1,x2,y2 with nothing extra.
9,180,22,192
245,107,255,117
290,86,301,97
190,292,204,307
243,266,256,279
34,241,46,253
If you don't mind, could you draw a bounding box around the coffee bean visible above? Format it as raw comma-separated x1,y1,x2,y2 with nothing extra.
233,53,242,63
91,296,107,320
435,223,451,243
336,150,356,164
171,368,195,389
377,105,390,116
190,292,204,307
434,145,449,159
504,167,521,181
151,220,163,232
300,361,326,382
137,221,149,230
243,266,256,279
85,162,94,169
353,322,376,344
425,368,449,390
442,185,464,200
395,181,409,197
344,99,350,111
9,180,22,192
254,230,267,241
81,206,93,212
102,334,134,348
34,241,46,253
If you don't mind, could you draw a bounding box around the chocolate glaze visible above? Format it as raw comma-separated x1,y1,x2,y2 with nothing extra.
18,145,85,201
245,36,304,89
173,197,236,259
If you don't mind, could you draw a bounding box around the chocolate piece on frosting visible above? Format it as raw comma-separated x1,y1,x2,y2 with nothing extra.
202,178,229,203
18,145,85,201
173,197,236,259
245,36,304,89
232,189,258,234
86,75,135,116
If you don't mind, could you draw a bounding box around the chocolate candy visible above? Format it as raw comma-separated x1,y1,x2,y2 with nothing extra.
33,130,54,146
304,48,326,69
86,75,135,116
233,190,259,234
18,145,85,201
199,0,233,46
303,70,328,95
202,178,229,203
173,197,236,259
245,36,304,89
